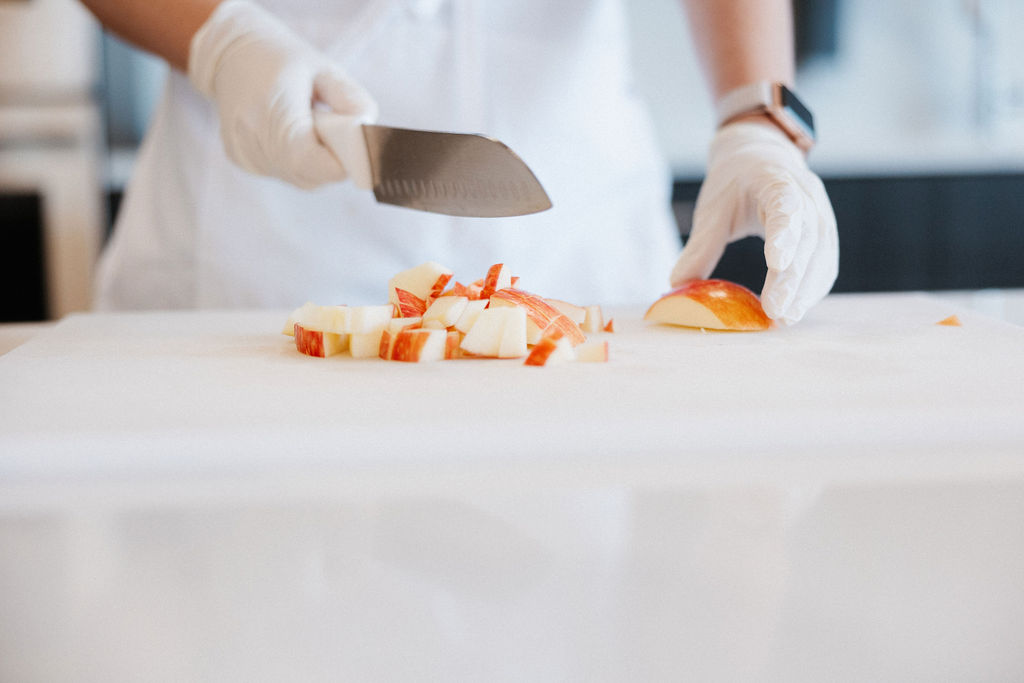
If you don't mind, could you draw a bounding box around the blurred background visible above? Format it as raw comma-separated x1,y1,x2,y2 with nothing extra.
2,0,1023,322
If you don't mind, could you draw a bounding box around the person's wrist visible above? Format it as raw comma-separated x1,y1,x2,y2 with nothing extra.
721,112,809,157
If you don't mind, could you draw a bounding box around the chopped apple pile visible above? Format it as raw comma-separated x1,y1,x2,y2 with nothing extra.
644,279,773,331
285,262,611,365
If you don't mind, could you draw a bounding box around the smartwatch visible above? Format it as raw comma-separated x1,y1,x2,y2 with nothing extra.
715,81,816,153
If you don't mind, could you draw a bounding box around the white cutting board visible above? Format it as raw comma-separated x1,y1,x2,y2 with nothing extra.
1,293,1023,504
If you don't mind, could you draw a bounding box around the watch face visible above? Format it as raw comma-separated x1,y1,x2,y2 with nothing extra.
780,84,815,138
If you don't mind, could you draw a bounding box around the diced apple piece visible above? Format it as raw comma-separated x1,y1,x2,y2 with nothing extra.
644,279,772,331
936,314,962,327
460,306,526,358
394,288,427,318
388,261,454,306
453,299,489,334
581,305,604,333
489,288,586,346
350,329,385,358
282,301,317,336
294,323,348,358
389,328,447,363
524,333,575,366
445,330,463,359
545,298,587,324
379,317,423,358
497,306,528,358
479,263,513,299
348,305,394,334
603,319,615,333
291,303,347,333
387,317,421,333
423,296,469,328
575,340,609,363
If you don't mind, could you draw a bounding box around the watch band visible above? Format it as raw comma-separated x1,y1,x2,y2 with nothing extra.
715,81,816,152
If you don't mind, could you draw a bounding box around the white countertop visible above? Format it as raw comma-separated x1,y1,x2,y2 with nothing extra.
2,291,1022,510
2,292,1024,682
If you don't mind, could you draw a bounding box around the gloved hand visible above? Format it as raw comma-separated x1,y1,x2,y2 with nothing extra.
669,121,839,325
188,0,378,189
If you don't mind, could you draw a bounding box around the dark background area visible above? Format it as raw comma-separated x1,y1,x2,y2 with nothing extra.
672,173,1024,296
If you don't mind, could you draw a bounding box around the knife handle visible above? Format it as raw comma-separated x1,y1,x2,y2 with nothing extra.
313,110,373,190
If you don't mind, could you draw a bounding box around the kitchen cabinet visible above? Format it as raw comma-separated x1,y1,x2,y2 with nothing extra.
0,0,104,320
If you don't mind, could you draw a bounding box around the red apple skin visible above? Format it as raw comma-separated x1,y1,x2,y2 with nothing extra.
479,263,506,300
390,329,428,362
428,273,453,302
395,288,427,318
646,279,773,331
603,319,615,333
294,323,326,357
491,288,587,345
445,331,462,359
524,334,561,366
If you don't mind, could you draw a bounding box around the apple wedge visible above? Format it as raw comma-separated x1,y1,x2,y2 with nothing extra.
644,279,772,331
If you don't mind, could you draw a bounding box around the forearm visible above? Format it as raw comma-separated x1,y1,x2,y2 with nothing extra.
79,0,222,71
680,0,795,100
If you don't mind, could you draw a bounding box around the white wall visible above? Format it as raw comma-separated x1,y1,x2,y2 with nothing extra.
626,0,1024,177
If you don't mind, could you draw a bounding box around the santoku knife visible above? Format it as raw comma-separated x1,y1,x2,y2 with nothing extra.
314,111,552,218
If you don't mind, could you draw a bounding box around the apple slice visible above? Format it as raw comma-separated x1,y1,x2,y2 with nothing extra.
575,340,609,363
389,328,447,362
460,306,527,358
388,261,454,306
545,298,587,324
644,279,772,331
524,333,575,366
294,323,348,358
423,296,469,328
489,288,586,346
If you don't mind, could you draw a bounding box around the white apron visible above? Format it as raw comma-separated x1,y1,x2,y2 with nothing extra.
95,0,680,309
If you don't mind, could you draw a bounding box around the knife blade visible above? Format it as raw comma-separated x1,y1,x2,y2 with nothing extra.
314,111,552,218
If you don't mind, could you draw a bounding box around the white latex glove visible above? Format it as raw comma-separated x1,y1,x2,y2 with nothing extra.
188,0,378,189
670,122,839,325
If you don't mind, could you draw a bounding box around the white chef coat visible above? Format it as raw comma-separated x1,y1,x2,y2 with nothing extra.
94,0,681,310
